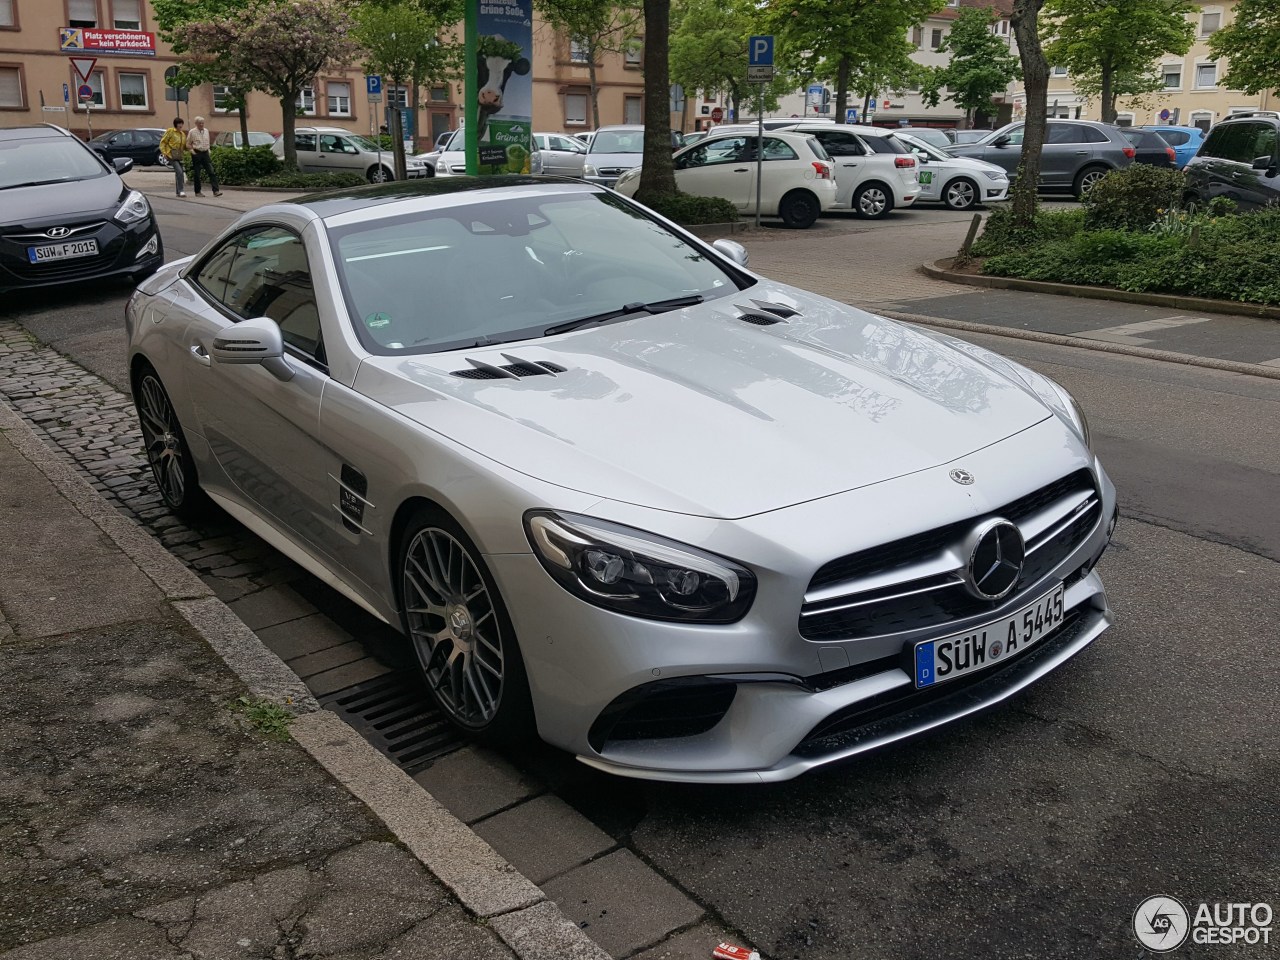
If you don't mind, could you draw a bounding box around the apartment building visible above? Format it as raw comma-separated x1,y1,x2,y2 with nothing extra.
1012,0,1274,131
0,0,643,148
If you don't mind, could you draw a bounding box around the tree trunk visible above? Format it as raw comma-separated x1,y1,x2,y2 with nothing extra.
1099,61,1115,123
392,74,407,180
635,0,676,201
588,40,601,129
729,81,739,123
280,94,297,168
238,92,250,150
411,77,420,152
1010,0,1048,226
834,56,850,122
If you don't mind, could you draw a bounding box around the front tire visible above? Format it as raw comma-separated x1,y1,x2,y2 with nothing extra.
853,182,894,219
367,164,393,183
133,365,205,518
943,177,979,211
398,507,533,743
778,189,821,229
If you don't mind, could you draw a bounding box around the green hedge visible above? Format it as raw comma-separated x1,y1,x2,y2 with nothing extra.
1081,164,1185,231
253,171,368,189
970,206,1085,256
182,145,281,185
640,193,739,225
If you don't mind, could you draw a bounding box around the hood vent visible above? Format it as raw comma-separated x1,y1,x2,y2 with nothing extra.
735,299,801,326
451,354,566,380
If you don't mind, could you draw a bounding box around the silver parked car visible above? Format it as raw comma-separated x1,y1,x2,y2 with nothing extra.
272,126,430,182
125,178,1116,783
948,119,1135,197
534,132,587,177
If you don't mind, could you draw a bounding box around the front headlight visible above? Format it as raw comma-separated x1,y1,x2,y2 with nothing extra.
1053,383,1092,449
983,170,1007,181
583,163,598,177
114,189,151,225
525,511,756,623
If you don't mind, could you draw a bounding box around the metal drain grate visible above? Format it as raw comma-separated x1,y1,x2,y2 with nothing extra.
320,672,464,774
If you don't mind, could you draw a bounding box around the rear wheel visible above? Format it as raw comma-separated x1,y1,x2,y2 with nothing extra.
943,177,979,211
398,507,533,743
778,190,821,229
853,182,893,219
1073,165,1109,199
133,365,205,518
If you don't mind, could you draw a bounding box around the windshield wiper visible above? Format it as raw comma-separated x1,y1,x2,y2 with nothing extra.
543,295,704,337
0,179,72,190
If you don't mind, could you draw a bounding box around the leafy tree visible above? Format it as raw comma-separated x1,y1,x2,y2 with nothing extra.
1209,0,1280,96
636,0,677,201
669,0,788,121
921,6,1021,125
1042,0,1195,123
152,0,256,147
174,0,361,168
536,0,642,128
1010,0,1048,225
766,0,943,122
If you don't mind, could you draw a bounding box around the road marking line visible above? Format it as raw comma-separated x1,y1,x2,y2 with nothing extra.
1078,315,1212,341
1260,358,1280,368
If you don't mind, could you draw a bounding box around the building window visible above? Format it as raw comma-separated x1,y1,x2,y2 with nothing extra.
385,85,409,108
1195,62,1217,88
930,28,943,49
625,38,642,64
1200,11,1221,35
297,84,316,114
76,69,105,110
570,38,589,63
68,0,98,28
1115,112,1135,126
430,85,450,102
1051,65,1069,76
565,92,587,125
0,66,22,107
912,25,923,46
1162,65,1181,89
213,84,238,113
1190,110,1214,132
327,81,350,116
624,94,642,124
0,0,14,28
112,0,141,30
119,72,147,109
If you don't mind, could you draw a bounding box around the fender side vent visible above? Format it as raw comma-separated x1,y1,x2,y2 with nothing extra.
750,299,801,319
737,312,783,326
451,356,567,380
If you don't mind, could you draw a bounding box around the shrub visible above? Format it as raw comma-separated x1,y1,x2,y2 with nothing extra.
256,171,368,189
970,206,1084,256
182,145,282,185
1081,164,1185,231
640,193,740,225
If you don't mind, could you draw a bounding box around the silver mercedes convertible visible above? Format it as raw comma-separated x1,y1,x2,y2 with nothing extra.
125,177,1117,783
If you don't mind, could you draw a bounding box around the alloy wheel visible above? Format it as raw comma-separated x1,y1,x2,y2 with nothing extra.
403,527,505,728
137,373,188,508
946,180,976,210
1077,168,1107,195
858,187,888,217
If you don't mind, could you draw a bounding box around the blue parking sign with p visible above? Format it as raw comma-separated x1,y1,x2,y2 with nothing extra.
749,35,773,67
365,75,382,96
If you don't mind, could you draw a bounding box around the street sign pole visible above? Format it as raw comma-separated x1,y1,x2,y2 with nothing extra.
464,0,478,176
747,35,774,229
756,83,764,230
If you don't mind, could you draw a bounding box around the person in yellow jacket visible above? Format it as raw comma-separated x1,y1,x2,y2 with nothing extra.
159,117,187,197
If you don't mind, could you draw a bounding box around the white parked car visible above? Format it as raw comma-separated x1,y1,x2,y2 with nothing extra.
778,123,921,219
534,132,587,177
418,128,465,177
896,134,1011,210
613,131,838,228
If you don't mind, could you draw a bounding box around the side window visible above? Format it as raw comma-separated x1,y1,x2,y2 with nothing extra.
866,136,907,154
193,236,243,308
1251,124,1277,160
1200,126,1229,159
1002,126,1025,145
684,136,747,167
295,133,317,152
1047,123,1088,144
762,137,798,161
320,134,342,153
816,132,865,157
112,131,134,146
1212,123,1260,163
1163,130,1191,146
1083,126,1110,143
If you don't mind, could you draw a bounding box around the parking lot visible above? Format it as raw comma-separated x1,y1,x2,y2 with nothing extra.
1,185,1276,959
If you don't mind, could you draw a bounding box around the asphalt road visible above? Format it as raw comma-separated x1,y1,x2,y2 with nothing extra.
3,201,1276,959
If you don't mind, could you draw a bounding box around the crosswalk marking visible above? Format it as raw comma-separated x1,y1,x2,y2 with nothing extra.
1077,315,1211,345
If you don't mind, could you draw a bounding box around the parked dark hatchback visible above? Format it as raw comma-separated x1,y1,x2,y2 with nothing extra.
1122,128,1177,168
1184,112,1280,211
88,127,167,167
0,125,163,294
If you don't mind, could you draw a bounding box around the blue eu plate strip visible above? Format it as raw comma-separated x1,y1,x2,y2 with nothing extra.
915,641,935,688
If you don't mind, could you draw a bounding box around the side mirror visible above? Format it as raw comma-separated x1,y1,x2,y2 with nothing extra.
993,135,1011,147
712,238,749,267
211,317,294,382
1252,155,1276,172
113,157,134,174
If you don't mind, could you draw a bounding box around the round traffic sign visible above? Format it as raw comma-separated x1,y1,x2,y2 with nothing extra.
711,107,723,123
77,83,94,102
1159,108,1171,121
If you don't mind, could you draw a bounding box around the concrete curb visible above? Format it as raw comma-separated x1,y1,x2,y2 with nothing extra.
921,258,1280,322
0,396,611,960
878,308,1280,382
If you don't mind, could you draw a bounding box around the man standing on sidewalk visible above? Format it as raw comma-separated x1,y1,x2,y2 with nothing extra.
187,116,222,198
159,117,187,197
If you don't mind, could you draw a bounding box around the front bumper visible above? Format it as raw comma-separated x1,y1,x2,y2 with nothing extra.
489,420,1117,783
0,215,163,294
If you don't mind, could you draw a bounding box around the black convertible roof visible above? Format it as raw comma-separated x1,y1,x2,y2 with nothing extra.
293,175,590,218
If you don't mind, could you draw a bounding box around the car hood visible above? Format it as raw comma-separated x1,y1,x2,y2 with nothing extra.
585,152,644,168
1,173,122,226
942,155,1007,175
355,282,1053,518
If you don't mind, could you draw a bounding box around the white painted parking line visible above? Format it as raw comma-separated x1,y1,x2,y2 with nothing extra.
1077,315,1212,345
1260,358,1280,369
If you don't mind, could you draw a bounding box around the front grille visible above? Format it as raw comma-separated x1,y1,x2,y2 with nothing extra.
598,167,627,177
14,251,118,280
588,678,737,751
800,470,1100,642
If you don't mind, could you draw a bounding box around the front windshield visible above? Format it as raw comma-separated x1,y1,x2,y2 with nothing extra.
0,136,107,189
589,131,645,154
347,134,381,152
330,190,745,355
898,134,950,161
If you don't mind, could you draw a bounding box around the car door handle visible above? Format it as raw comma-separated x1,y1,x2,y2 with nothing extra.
189,343,211,366
1075,150,1089,155
842,162,859,167
733,168,749,172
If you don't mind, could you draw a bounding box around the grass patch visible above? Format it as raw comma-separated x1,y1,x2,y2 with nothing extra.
230,695,295,741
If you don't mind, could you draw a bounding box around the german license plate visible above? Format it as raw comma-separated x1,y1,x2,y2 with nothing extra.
913,584,1065,688
28,239,98,263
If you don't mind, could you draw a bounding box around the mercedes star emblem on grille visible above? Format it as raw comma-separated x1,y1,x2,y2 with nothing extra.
45,226,71,239
963,518,1025,601
950,468,975,485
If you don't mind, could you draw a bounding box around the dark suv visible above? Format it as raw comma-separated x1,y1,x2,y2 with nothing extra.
1184,111,1280,211
948,119,1135,197
0,125,163,294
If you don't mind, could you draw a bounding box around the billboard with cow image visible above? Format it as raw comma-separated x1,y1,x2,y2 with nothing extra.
475,1,532,174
